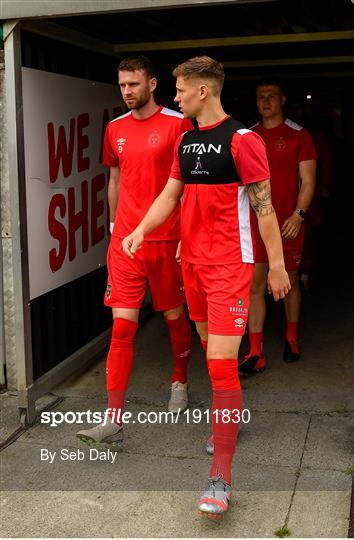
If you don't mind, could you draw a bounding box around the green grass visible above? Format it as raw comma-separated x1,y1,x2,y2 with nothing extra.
346,465,354,476
335,405,348,413
275,526,291,538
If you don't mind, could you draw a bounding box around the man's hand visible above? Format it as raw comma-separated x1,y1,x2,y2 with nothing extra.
267,265,291,301
175,241,181,265
122,229,144,259
281,212,303,239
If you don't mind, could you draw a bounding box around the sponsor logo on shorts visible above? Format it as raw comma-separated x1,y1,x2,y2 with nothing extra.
105,284,112,299
234,317,245,328
229,306,248,314
294,255,301,267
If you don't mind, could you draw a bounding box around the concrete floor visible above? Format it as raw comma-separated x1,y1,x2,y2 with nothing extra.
1,271,354,537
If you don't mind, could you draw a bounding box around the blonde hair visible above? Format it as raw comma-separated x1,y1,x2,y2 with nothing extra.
172,56,225,95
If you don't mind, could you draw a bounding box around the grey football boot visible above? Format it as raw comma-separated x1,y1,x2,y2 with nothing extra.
168,381,188,414
76,421,123,450
197,476,232,518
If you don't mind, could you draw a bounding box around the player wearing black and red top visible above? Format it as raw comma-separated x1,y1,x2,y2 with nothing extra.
240,78,317,374
122,57,290,518
77,57,193,448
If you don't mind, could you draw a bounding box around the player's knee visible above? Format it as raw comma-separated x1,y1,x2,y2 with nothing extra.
111,317,138,343
164,305,184,320
207,359,241,391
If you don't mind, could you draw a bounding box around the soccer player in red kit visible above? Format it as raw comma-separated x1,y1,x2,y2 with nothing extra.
77,56,193,447
122,57,290,517
240,78,317,374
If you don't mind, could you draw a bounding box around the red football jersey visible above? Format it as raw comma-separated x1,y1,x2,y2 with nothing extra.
252,118,317,228
103,105,193,240
170,117,270,265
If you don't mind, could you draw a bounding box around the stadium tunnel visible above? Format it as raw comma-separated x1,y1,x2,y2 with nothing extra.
1,0,353,425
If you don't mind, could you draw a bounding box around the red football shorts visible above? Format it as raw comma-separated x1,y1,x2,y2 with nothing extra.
105,238,185,311
255,228,304,272
181,260,254,336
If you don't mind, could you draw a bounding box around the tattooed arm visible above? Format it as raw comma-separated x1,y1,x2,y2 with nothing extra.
247,179,275,217
247,179,291,300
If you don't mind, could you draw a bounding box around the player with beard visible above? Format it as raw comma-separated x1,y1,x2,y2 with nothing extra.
122,57,290,517
77,56,193,448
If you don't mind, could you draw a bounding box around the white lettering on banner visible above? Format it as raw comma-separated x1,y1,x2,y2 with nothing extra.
22,68,123,299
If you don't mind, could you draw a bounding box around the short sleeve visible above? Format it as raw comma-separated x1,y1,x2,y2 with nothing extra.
181,117,195,133
169,134,184,181
103,125,119,168
298,128,317,162
232,130,270,184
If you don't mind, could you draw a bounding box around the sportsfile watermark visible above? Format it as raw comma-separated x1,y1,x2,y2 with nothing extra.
4,392,351,493
41,407,252,427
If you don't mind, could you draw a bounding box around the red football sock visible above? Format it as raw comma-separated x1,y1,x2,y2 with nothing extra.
207,358,243,485
285,321,299,344
165,312,192,384
106,318,138,425
248,332,263,357
201,339,208,353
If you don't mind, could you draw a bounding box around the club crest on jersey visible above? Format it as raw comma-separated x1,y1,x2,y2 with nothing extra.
149,130,161,147
116,138,126,153
182,143,222,155
275,137,286,151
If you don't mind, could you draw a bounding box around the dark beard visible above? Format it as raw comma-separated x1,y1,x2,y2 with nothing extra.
125,90,151,110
